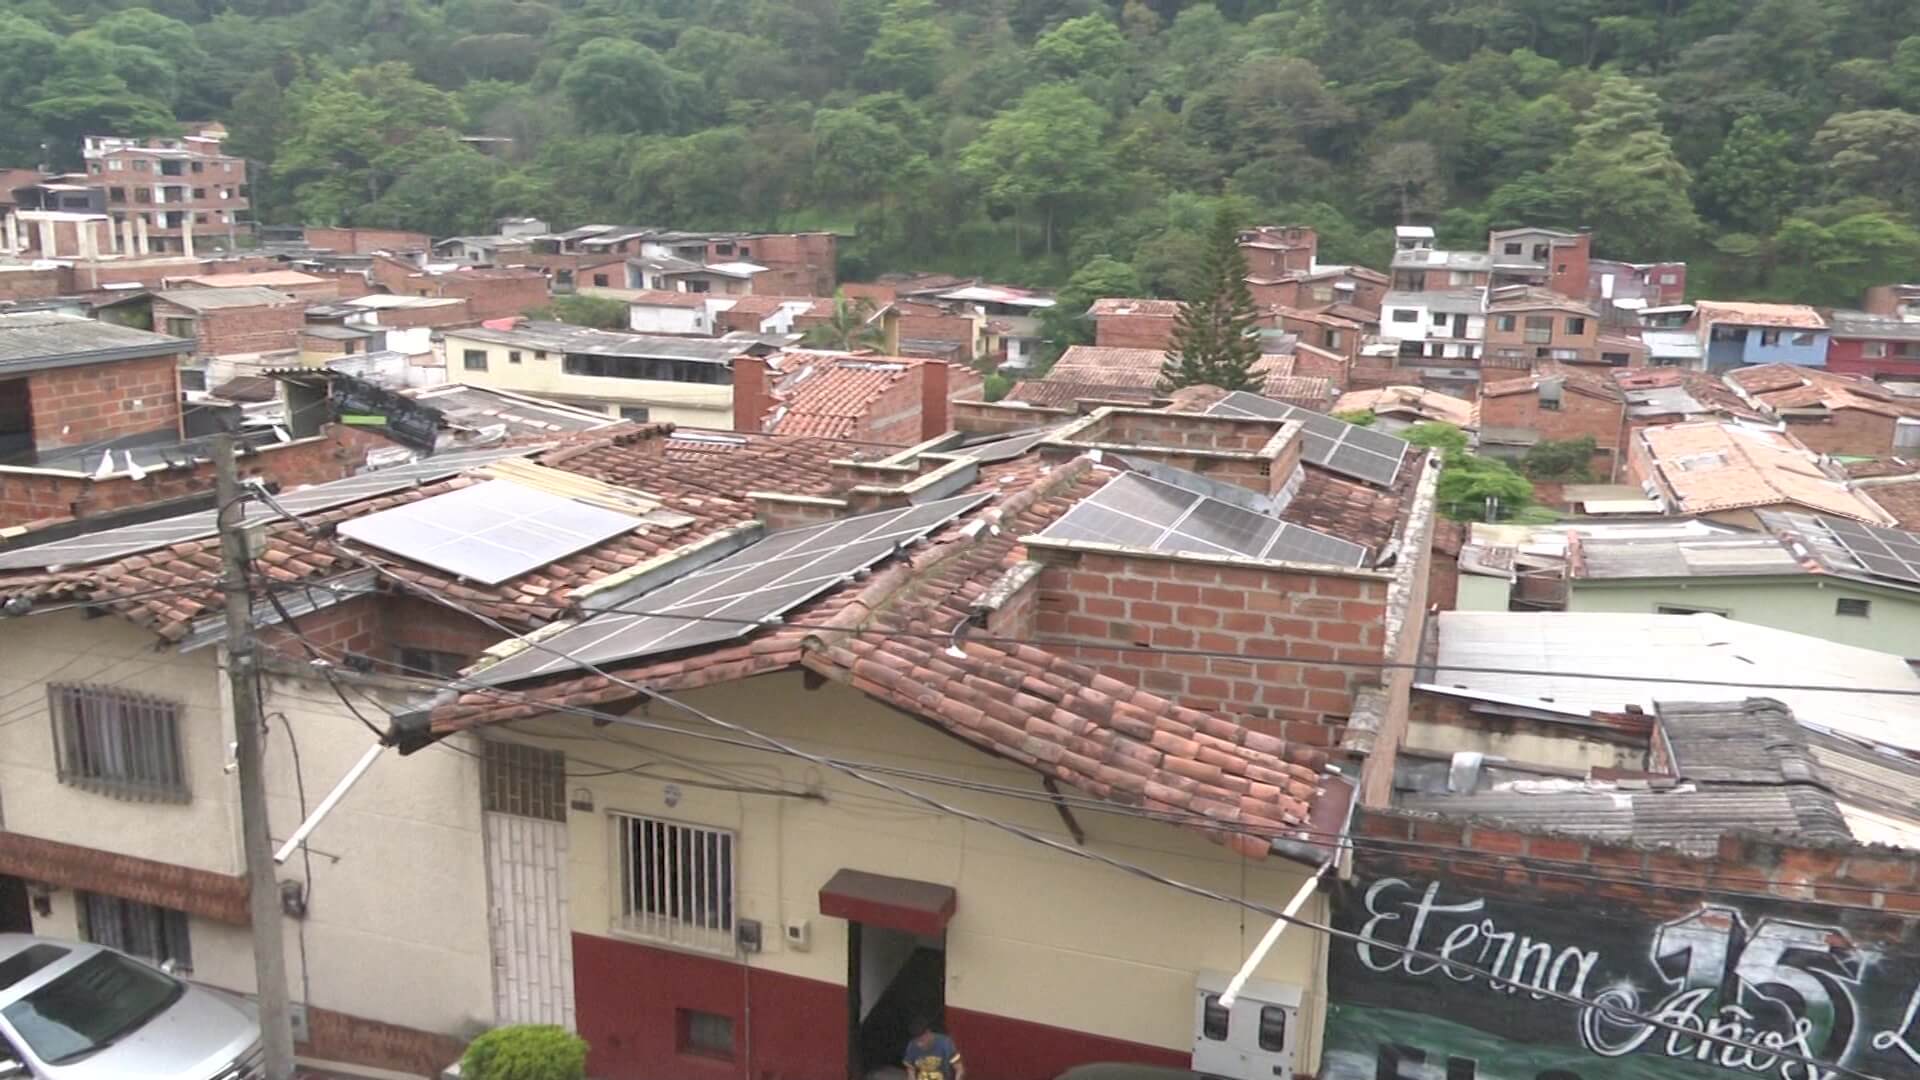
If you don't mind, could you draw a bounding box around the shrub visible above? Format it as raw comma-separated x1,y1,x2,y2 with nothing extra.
460,1024,589,1080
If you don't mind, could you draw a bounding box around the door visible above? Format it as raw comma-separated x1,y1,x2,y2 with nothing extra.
1192,974,1300,1080
481,741,576,1029
849,923,946,1080
0,877,30,934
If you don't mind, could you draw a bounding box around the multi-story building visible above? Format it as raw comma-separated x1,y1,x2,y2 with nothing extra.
1825,310,1920,381
1486,226,1589,295
78,123,249,255
1695,301,1829,371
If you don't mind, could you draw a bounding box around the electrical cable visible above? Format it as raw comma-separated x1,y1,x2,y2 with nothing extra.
239,492,1896,1080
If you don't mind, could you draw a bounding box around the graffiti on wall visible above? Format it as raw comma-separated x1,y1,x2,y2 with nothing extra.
1323,876,1920,1080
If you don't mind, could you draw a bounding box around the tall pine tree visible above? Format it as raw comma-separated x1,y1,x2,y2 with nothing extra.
1160,209,1261,392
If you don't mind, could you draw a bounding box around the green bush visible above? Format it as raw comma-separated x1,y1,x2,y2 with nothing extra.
460,1025,588,1080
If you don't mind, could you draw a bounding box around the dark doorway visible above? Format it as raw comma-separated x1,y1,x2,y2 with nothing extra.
847,923,945,1080
0,877,32,934
0,378,31,464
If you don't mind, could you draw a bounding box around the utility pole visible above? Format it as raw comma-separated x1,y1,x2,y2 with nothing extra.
214,435,297,1080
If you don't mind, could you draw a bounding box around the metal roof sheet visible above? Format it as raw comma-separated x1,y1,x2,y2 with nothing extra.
0,312,188,373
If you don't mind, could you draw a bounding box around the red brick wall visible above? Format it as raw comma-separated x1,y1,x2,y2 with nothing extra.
1031,549,1391,747
27,354,180,451
1477,386,1627,471
305,227,430,254
424,272,549,321
258,593,383,663
1826,338,1920,381
379,594,502,671
153,297,304,357
299,1004,467,1078
0,423,388,528
1781,408,1900,458
0,830,248,924
1094,313,1176,350
952,400,1073,434
896,309,976,347
742,232,837,295
368,254,423,294
361,297,472,331
0,265,69,301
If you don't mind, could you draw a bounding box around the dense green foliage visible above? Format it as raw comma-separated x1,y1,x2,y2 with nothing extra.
12,0,1920,303
1520,436,1597,481
532,293,631,328
1161,209,1260,391
460,1024,587,1080
1405,422,1551,522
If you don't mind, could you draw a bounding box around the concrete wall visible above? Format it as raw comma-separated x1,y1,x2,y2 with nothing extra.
1567,577,1920,651
500,672,1329,1080
0,611,495,1062
442,331,732,427
629,304,708,336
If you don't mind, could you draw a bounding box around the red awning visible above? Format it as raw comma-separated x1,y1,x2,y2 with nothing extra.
819,869,957,937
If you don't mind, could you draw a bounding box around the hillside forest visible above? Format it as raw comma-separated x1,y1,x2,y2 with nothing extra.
7,0,1920,307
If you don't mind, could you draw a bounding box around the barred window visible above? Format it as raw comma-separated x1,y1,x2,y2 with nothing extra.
79,893,191,973
48,685,188,802
481,741,565,822
615,814,734,953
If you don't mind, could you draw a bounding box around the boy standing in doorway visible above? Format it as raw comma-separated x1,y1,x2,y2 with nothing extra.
903,1016,964,1080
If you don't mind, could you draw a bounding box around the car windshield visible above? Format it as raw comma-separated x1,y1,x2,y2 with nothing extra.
2,951,182,1064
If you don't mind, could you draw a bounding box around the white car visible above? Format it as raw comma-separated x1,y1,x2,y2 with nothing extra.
0,934,262,1080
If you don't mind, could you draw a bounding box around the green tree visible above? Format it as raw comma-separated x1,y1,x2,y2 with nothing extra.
361,148,498,237
811,109,916,206
1031,14,1130,79
276,63,466,222
1520,437,1597,481
1160,209,1260,393
560,39,682,134
461,1024,587,1080
1544,76,1699,257
1696,116,1802,233
959,83,1113,256
1034,255,1140,371
1811,109,1920,217
801,293,886,351
857,0,952,99
534,294,632,330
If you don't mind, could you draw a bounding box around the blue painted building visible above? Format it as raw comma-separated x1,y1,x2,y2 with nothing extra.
1698,300,1829,371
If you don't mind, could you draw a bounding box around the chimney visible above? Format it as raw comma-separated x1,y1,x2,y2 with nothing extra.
731,354,773,433
920,359,951,440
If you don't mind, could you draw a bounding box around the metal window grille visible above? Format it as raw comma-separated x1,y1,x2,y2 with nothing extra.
615,813,735,953
79,893,192,973
481,741,566,823
48,684,188,802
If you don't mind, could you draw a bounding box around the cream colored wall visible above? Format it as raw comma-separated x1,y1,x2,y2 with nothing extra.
0,614,494,1038
500,672,1331,1070
442,332,732,427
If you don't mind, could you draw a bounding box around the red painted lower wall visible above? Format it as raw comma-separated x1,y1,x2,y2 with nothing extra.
572,932,1195,1080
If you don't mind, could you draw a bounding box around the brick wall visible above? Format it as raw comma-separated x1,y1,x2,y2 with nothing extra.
0,829,249,924
854,371,925,444
27,353,181,452
897,311,977,348
952,399,1073,434
361,296,472,331
0,265,70,301
153,296,305,357
1478,385,1627,472
305,226,431,254
743,232,837,295
423,272,549,321
1094,312,1176,350
1781,408,1900,458
380,594,503,670
258,593,384,664
0,423,388,529
1029,548,1392,747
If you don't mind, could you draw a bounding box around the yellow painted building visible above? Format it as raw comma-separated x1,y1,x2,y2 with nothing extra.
441,322,757,427
479,671,1335,1080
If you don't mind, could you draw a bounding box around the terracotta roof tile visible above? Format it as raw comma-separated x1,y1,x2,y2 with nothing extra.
1695,301,1826,330
1860,476,1920,529
1639,422,1892,522
764,356,920,439
1088,298,1183,318
1727,364,1920,420
1281,469,1404,552
1003,380,1156,408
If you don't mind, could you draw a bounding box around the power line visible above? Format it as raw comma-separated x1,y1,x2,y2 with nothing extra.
238,492,1895,1080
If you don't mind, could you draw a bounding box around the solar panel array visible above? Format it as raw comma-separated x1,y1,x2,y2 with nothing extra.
960,426,1059,464
0,445,536,572
1038,473,1370,568
472,491,992,686
1821,517,1920,586
1202,391,1410,487
337,481,643,585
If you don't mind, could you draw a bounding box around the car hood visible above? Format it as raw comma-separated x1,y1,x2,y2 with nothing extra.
43,984,258,1080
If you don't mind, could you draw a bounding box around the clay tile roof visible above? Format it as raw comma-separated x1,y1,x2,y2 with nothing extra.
1639,422,1893,523
1087,297,1183,318
1859,475,1920,529
1334,386,1474,427
1050,345,1168,384
1281,469,1405,551
726,294,810,318
625,289,708,309
1004,380,1156,408
428,458,1334,855
545,425,872,501
1694,301,1827,330
1259,374,1335,410
1729,364,1920,420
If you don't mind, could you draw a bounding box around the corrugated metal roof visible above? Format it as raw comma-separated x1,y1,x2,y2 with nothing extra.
1425,611,1920,754
1575,534,1801,579
154,286,297,311
0,312,188,372
445,321,757,363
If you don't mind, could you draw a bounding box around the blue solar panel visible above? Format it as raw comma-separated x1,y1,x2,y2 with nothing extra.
1037,472,1369,568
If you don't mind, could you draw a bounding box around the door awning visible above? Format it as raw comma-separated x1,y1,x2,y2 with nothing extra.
819,869,956,937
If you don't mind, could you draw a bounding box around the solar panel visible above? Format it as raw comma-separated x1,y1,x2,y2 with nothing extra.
960,427,1060,464
471,491,992,686
337,481,642,585
1202,391,1410,487
1037,473,1369,568
0,444,536,573
1821,517,1920,586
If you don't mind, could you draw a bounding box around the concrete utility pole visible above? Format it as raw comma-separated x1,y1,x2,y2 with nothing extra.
213,436,297,1080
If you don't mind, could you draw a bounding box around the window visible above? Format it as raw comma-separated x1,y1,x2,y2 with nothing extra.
48,685,187,802
107,159,123,171
1503,242,1523,255
1864,341,1889,358
1660,272,1679,285
190,161,203,174
619,406,651,421
535,350,548,360
1310,285,1334,303
1601,352,1631,367
563,354,729,384
1201,995,1230,1041
396,647,468,681
1555,263,1568,274
714,243,735,255
739,246,750,258
614,813,735,952
191,188,205,199
1325,330,1342,350
592,274,610,287
1496,315,1517,333
1258,1006,1288,1052
1791,332,1816,347
1836,598,1871,618
1565,317,1587,335
1524,315,1553,344
107,187,126,202
1532,243,1550,261
679,1010,735,1060
164,317,193,339
1390,309,1418,323
79,894,191,973
1448,270,1475,286
1761,330,1782,346
687,280,711,294
508,350,522,364
482,741,566,822
1432,311,1448,326
1656,604,1728,617
463,349,488,371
